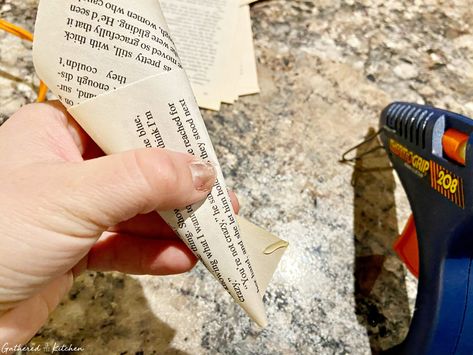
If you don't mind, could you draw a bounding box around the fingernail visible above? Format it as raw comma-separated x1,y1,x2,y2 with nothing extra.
190,161,216,192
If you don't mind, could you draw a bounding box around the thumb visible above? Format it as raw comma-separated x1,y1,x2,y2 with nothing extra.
48,148,216,236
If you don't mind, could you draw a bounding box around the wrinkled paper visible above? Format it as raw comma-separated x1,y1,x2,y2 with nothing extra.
33,0,287,326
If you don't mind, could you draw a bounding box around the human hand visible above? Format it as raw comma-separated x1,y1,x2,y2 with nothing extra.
0,102,237,346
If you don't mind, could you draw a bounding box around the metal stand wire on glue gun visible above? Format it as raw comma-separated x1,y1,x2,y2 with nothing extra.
378,102,473,354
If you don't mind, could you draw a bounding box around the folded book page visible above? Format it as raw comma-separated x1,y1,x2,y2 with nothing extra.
33,0,287,327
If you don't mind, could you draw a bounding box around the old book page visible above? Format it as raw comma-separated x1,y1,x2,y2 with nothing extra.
33,0,286,326
241,0,259,5
238,5,260,96
160,0,239,110
160,0,260,109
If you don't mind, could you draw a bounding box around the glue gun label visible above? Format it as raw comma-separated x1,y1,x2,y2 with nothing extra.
430,160,465,209
389,139,465,209
389,139,430,177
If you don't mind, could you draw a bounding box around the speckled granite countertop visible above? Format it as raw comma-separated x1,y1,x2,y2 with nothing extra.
1,1,473,354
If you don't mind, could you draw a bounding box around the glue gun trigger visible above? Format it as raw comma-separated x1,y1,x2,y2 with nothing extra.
394,214,420,278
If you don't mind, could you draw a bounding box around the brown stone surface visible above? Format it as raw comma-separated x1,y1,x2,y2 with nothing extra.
0,1,472,354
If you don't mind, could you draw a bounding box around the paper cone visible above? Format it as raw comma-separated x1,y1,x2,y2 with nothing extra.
33,0,287,326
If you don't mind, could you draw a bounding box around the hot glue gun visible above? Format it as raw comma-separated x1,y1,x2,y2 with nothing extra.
380,102,473,354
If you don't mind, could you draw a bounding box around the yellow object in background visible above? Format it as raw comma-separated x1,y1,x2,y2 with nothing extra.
0,19,48,102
